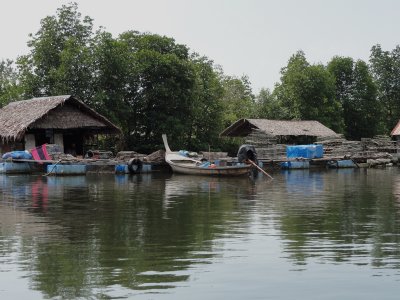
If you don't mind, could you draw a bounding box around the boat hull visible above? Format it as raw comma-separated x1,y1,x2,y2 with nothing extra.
169,162,251,176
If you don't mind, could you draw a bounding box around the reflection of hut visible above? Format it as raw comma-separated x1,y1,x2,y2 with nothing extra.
0,95,121,155
220,119,339,160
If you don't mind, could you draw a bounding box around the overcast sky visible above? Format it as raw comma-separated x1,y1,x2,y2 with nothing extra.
1,0,399,92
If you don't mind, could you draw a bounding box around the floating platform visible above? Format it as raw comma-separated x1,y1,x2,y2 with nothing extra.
0,157,162,176
45,162,157,176
46,164,87,175
0,161,45,174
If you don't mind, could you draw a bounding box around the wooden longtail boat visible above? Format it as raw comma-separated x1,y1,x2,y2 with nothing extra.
162,134,252,176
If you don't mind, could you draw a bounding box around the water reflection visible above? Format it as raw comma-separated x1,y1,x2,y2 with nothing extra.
276,169,400,271
282,169,324,196
1,170,400,299
0,174,261,298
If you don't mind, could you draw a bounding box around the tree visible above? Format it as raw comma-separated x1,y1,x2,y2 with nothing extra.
254,88,284,119
327,56,354,106
14,3,226,153
274,51,343,132
273,51,310,120
328,56,380,139
187,54,224,150
0,59,22,106
348,61,380,139
369,44,400,132
17,2,95,99
219,73,256,128
112,31,197,152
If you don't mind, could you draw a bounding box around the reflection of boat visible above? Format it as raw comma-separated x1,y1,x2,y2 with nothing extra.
162,134,251,176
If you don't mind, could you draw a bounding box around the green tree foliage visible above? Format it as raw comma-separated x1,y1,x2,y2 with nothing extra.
328,57,380,139
17,2,95,98
15,3,227,153
369,44,400,132
0,59,22,106
188,55,224,150
254,88,287,119
111,31,197,152
219,73,256,128
350,61,380,139
274,51,343,132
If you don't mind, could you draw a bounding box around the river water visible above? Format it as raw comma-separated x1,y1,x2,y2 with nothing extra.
1,168,400,299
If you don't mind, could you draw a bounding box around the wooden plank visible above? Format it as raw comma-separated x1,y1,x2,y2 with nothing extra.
11,159,57,163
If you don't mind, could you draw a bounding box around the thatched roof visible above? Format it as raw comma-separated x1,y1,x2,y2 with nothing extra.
0,95,121,141
220,118,338,137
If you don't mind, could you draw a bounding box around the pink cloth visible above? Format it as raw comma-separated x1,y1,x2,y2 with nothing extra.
30,144,51,161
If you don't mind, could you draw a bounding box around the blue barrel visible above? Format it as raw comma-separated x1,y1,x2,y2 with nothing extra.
281,161,310,169
336,160,356,168
115,165,128,174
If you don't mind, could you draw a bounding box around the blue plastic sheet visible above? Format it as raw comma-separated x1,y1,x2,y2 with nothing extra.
2,151,33,160
179,150,189,157
286,145,323,159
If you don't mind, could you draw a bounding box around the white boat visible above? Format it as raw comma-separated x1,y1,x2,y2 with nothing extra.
162,134,252,176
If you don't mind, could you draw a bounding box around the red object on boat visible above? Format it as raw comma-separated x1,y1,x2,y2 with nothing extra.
30,144,51,162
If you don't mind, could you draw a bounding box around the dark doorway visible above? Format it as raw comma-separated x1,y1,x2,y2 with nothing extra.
63,130,84,156
34,130,54,146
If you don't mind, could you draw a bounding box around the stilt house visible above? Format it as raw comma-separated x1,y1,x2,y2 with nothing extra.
0,95,121,155
220,119,339,159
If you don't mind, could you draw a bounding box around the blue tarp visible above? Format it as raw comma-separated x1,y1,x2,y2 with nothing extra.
286,145,323,159
2,151,33,160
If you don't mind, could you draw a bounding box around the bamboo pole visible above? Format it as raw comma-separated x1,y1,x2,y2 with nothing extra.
247,159,273,180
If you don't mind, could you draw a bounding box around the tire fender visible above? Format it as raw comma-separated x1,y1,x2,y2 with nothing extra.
128,158,143,174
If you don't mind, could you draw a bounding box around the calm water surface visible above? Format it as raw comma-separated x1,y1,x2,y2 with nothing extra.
1,168,400,299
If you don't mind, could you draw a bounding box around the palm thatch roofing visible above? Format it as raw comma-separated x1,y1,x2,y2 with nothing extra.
0,95,121,141
220,118,338,137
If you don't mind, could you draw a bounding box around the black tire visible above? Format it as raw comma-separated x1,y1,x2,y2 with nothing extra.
128,158,143,174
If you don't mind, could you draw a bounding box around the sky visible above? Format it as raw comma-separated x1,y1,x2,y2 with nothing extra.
1,0,400,92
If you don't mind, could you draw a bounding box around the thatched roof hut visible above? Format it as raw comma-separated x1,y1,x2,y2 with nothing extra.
0,95,121,155
221,119,339,159
0,95,120,141
220,119,338,138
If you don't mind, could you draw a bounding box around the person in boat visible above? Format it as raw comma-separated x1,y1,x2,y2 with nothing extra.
237,145,258,165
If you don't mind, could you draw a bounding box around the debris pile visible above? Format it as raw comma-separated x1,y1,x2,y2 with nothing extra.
115,151,146,163
361,135,398,153
244,129,286,160
315,136,363,157
143,150,166,163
